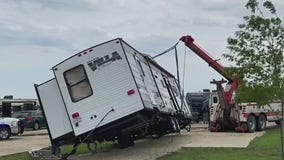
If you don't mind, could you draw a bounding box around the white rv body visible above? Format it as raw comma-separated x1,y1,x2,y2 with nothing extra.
35,38,191,150
52,39,145,136
35,79,73,140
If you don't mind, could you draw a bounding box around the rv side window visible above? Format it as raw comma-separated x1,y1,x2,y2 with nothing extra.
64,65,93,102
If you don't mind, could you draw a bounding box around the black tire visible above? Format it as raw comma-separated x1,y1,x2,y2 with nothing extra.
275,120,280,125
33,121,40,130
241,123,248,132
247,115,256,133
0,126,11,140
256,114,266,131
215,123,223,132
117,134,133,148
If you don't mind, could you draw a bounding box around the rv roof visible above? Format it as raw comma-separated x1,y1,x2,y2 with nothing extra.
52,38,122,69
143,54,175,78
51,38,176,80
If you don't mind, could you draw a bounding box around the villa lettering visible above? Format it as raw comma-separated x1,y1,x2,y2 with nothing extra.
87,51,122,71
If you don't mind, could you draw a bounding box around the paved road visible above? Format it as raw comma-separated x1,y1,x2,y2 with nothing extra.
0,134,50,156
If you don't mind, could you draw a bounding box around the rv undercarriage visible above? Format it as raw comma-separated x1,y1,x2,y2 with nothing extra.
50,110,190,158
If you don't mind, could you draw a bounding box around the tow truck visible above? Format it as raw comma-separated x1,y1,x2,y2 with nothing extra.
180,35,281,132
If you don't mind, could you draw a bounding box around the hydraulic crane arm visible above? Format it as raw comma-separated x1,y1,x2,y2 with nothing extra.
180,35,232,82
180,35,238,110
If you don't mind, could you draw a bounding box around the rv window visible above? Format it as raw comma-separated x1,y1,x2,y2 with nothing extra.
64,65,93,102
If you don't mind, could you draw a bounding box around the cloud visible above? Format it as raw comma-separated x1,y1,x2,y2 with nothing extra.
0,0,283,98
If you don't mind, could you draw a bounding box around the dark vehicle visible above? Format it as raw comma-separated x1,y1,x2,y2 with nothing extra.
188,107,199,123
12,110,46,130
186,91,210,122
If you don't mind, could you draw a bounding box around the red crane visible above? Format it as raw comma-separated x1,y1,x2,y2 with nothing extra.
180,35,240,131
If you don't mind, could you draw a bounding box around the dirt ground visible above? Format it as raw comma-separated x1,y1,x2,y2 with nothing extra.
72,124,267,160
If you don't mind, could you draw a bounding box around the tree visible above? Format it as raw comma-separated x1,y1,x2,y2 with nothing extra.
223,0,284,157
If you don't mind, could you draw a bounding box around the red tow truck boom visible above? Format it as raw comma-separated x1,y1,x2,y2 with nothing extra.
180,35,240,131
180,35,238,109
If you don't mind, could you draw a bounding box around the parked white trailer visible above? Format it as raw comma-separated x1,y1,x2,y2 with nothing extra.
35,38,192,156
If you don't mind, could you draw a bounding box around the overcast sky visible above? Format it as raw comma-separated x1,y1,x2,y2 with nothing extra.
0,0,283,99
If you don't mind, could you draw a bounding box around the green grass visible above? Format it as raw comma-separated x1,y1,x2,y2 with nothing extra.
0,153,29,160
0,142,116,160
60,142,116,155
158,127,281,160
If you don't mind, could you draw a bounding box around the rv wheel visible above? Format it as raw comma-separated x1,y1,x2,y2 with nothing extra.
247,115,256,133
256,114,266,131
117,134,134,148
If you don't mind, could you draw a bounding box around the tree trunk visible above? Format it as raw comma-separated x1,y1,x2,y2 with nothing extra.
281,98,284,158
281,120,284,158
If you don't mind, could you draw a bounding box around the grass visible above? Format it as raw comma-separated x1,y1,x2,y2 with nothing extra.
0,142,116,160
0,153,29,160
158,127,281,160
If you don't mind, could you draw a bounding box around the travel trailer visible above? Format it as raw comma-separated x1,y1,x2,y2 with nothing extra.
35,38,192,156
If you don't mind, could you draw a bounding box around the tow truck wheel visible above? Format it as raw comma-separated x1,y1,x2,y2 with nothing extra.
215,123,223,132
0,126,11,140
241,123,248,132
247,115,256,133
256,114,266,131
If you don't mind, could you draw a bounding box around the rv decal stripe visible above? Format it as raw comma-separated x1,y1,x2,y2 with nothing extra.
266,112,281,116
87,51,122,71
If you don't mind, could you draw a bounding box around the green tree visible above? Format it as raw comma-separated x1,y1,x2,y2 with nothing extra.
223,0,284,157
